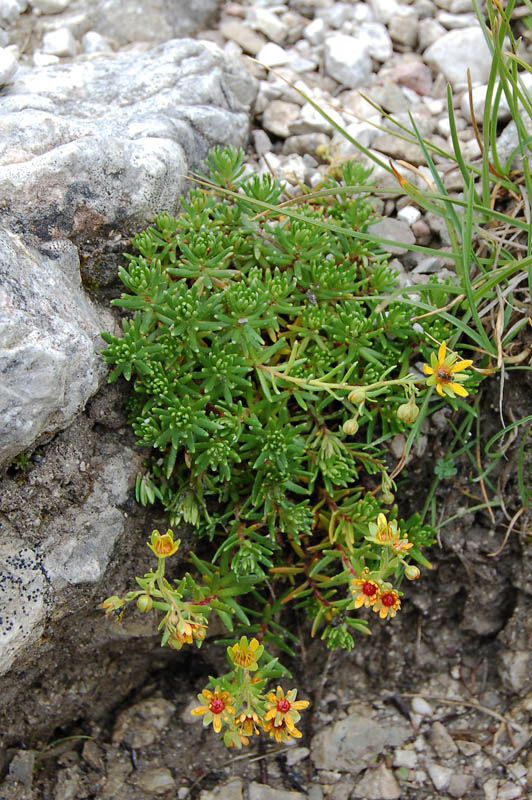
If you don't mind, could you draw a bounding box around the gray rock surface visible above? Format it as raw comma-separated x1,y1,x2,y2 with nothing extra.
200,777,244,800
0,39,256,240
39,0,219,45
0,231,109,467
311,713,410,774
353,762,401,799
248,784,306,800
0,414,144,674
112,697,176,748
0,533,47,674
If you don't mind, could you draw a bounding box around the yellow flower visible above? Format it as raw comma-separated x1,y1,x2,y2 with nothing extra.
147,529,180,558
191,687,235,733
368,513,398,545
372,588,401,619
263,718,303,743
350,569,381,608
167,619,207,650
228,636,264,671
235,709,263,736
391,534,414,554
265,686,309,729
423,341,473,399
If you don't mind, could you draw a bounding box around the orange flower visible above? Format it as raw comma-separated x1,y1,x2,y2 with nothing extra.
265,686,309,728
391,534,414,554
147,529,180,558
235,709,263,736
191,687,235,733
373,588,401,619
350,569,381,608
264,718,303,743
423,342,473,399
167,618,207,649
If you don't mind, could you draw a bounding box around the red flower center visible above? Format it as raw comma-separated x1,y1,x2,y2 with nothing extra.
210,698,225,714
437,366,452,383
363,581,378,596
382,592,396,607
277,699,291,713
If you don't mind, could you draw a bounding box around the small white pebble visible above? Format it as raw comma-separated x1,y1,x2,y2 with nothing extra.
397,205,421,225
411,696,433,717
42,27,78,57
0,46,17,84
81,31,113,54
33,51,60,66
393,749,418,768
450,665,461,680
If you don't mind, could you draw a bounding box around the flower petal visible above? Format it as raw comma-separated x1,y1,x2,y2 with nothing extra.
191,705,209,716
436,384,445,397
450,382,469,397
452,360,473,372
438,342,447,362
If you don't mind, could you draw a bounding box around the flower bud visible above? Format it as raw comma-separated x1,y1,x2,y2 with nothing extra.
397,399,419,424
137,595,153,612
381,491,395,505
348,387,366,405
343,417,359,435
405,564,420,580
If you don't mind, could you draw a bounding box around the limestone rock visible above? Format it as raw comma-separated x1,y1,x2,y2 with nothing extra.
248,784,306,800
0,531,46,674
0,39,256,241
42,27,78,57
0,47,18,85
356,21,393,62
112,697,176,748
31,0,72,13
324,34,373,89
424,27,492,87
200,778,244,800
0,0,26,23
0,232,109,466
353,762,401,799
131,768,176,795
311,713,410,774
52,0,219,45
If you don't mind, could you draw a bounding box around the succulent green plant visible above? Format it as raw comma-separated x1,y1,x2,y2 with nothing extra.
102,146,437,652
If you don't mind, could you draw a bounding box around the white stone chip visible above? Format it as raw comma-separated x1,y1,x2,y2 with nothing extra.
0,0,26,23
356,21,393,61
324,34,372,89
82,31,114,54
426,761,453,791
304,17,326,46
32,51,60,66
411,696,434,717
31,0,72,13
0,46,17,84
424,27,493,87
249,8,288,44
256,41,290,67
397,205,422,225
42,27,78,57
